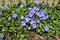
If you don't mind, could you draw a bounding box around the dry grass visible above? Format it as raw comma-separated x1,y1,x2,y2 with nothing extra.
0,0,59,7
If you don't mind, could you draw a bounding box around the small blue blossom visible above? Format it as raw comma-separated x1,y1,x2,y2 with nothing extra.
0,33,4,39
39,10,45,17
30,20,35,25
0,12,2,15
35,11,45,18
20,21,26,27
40,15,49,20
28,7,32,11
12,13,17,18
3,5,7,10
43,26,49,31
29,10,35,14
25,17,31,22
33,6,39,11
8,17,11,21
20,4,24,8
39,13,45,18
35,12,40,17
21,16,24,19
40,10,45,14
26,13,33,17
34,0,39,4
31,16,34,19
32,23,37,29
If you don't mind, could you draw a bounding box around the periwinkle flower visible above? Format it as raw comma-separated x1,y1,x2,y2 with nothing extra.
30,20,35,25
3,5,7,10
26,13,33,17
26,10,35,18
40,14,49,20
20,4,24,8
28,7,32,11
35,12,40,17
43,26,49,31
20,21,26,27
25,17,30,22
37,10,45,17
33,6,39,11
12,13,17,18
29,9,35,14
35,11,45,18
25,14,29,17
0,12,2,15
39,13,45,18
8,17,11,21
40,10,45,14
40,10,49,20
34,0,39,4
31,16,34,19
0,33,4,39
32,23,37,29
21,16,24,19
36,8,39,11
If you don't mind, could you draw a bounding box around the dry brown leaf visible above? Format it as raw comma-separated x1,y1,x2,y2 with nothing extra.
53,36,60,40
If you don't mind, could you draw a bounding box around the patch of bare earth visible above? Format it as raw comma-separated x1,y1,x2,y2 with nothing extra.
27,31,60,40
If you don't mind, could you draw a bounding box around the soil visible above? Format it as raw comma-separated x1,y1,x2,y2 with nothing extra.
27,31,60,40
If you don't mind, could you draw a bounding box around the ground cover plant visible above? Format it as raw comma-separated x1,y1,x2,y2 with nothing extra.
0,0,60,40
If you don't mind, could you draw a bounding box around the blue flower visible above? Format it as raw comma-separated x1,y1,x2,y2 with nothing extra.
21,16,24,19
43,26,49,31
3,5,7,10
39,10,45,17
40,10,45,14
39,13,45,18
0,33,4,39
40,14,49,20
31,16,34,19
20,4,24,8
20,21,26,27
28,7,32,11
0,12,2,15
25,17,31,22
32,23,37,29
35,11,45,18
33,6,39,11
34,0,39,4
30,20,35,25
8,17,11,21
35,12,40,17
26,13,33,17
12,13,17,18
29,9,35,14
26,9,35,18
